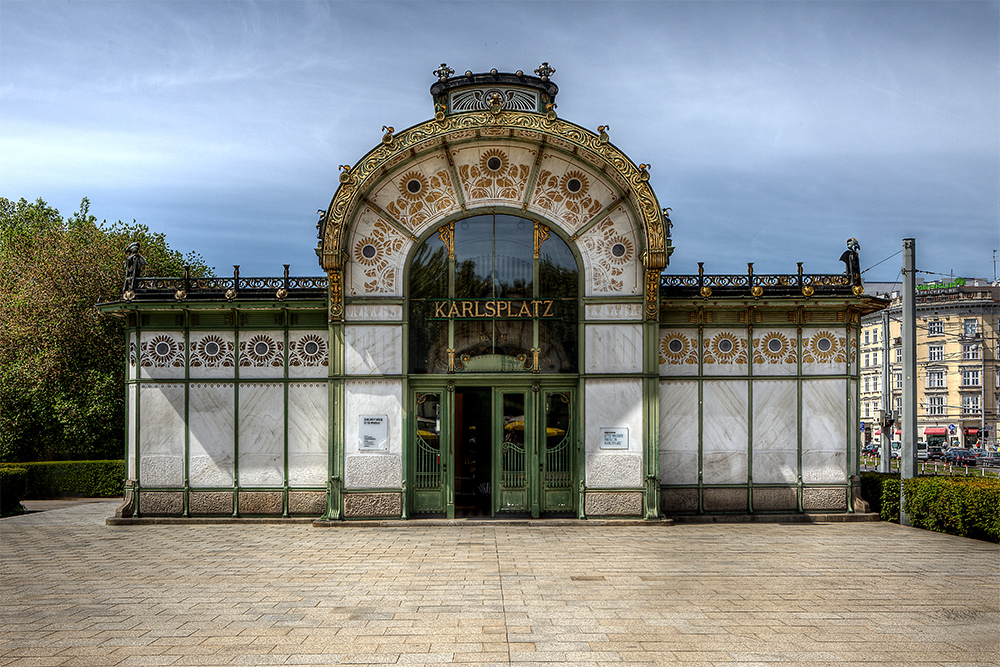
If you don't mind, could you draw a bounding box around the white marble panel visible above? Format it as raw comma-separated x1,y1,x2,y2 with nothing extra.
585,324,643,374
188,383,235,487
802,379,848,483
751,380,798,484
238,383,284,487
288,331,329,379
138,384,185,487
584,379,643,488
344,380,402,489
345,303,404,322
346,206,414,297
702,380,748,484
702,328,749,377
127,384,136,479
344,454,402,489
577,206,641,297
801,327,849,376
659,380,699,485
752,328,798,376
288,383,328,486
189,331,236,380
345,325,402,375
658,329,699,377
238,331,285,379
138,331,185,380
849,379,858,471
584,303,643,321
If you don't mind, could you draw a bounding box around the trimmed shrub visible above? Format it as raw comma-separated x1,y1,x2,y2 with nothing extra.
860,472,1000,543
0,460,124,499
903,476,1000,542
0,466,27,514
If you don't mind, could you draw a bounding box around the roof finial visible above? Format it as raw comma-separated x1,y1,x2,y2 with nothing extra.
534,62,556,81
433,63,454,82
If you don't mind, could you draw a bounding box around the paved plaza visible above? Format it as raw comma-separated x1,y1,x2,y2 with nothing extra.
1,501,998,666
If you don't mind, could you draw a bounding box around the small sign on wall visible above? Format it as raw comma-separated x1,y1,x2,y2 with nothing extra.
359,415,389,451
599,427,629,450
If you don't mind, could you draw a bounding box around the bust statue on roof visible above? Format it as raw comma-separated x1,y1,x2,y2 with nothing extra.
840,238,862,289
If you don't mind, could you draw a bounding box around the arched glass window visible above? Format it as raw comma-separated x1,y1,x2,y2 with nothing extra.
409,213,578,374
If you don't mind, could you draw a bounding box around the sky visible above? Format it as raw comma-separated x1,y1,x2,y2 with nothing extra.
2,0,998,285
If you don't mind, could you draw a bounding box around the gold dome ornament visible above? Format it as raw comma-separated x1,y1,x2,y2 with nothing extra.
802,285,815,297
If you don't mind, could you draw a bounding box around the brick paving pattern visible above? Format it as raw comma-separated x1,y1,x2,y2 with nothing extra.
1,501,998,666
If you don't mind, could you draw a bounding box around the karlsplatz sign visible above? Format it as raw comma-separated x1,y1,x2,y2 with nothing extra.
428,298,559,320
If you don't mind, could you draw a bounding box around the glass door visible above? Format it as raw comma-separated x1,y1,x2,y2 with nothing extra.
410,391,445,514
541,390,574,513
495,390,530,514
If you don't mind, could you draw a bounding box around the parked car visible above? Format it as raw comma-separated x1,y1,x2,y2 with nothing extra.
943,449,977,466
976,452,1000,468
862,443,880,457
927,446,944,461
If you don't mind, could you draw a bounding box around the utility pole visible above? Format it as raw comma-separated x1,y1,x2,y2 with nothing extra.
880,309,892,474
900,239,918,526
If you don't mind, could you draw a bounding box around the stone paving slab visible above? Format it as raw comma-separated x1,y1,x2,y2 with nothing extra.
1,501,998,666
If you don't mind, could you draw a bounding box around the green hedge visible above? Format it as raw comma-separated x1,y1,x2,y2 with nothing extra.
0,460,124,499
860,472,1000,542
0,467,28,515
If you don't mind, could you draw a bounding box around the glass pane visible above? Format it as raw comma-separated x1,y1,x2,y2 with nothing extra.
414,393,442,489
539,231,578,373
493,215,533,298
501,393,527,490
545,393,572,490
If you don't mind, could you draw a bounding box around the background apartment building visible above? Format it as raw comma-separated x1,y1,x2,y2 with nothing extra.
860,278,999,449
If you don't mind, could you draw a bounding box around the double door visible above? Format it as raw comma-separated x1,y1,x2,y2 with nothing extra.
410,385,575,518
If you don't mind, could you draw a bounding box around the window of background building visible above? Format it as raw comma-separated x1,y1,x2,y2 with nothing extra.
962,343,980,360
864,376,871,393
963,318,978,338
864,330,870,345
895,348,902,363
928,344,943,362
926,369,945,388
960,367,981,387
928,320,943,336
962,394,981,415
864,402,871,418
894,372,902,390
874,376,880,392
928,396,945,416
873,329,878,343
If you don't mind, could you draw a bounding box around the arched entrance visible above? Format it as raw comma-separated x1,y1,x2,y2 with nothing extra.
407,212,579,517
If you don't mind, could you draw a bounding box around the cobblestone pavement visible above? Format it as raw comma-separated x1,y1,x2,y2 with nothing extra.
2,502,998,666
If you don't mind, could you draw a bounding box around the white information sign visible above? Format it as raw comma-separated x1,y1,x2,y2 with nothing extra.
599,427,629,450
359,415,389,451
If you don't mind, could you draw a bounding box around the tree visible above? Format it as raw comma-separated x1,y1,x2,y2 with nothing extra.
0,197,211,462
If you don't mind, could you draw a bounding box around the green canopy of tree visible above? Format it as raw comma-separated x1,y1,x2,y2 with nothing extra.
0,197,211,462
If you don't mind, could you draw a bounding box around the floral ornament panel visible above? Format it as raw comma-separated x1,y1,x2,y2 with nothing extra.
383,164,458,233
456,147,533,204
658,330,698,370
752,331,799,366
576,211,639,294
289,333,329,368
703,330,748,366
140,333,185,368
190,333,235,368
350,209,411,295
530,158,610,232
801,329,847,366
239,334,284,368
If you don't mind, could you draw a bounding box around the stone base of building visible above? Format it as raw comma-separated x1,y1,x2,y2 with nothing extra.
343,492,402,518
752,486,798,512
584,491,643,517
